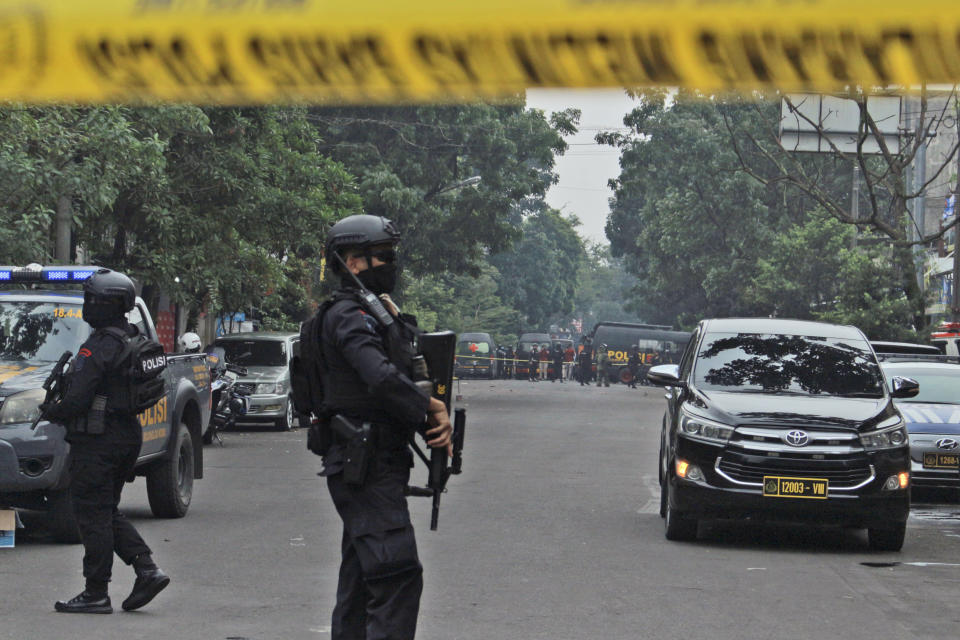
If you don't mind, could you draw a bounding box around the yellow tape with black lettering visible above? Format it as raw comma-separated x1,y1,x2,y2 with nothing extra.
0,1,957,105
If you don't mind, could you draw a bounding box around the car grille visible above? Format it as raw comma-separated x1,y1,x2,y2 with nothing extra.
717,425,873,489
235,383,257,394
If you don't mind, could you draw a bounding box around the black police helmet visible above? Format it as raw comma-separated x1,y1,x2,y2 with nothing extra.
326,214,400,274
82,268,135,326
83,268,136,311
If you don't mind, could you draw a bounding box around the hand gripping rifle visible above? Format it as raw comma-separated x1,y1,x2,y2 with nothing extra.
30,350,73,430
408,331,466,530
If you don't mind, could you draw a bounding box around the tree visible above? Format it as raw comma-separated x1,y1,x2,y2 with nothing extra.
572,243,647,333
401,263,521,346
745,210,916,340
489,208,585,330
601,93,789,327
308,102,578,277
722,87,960,329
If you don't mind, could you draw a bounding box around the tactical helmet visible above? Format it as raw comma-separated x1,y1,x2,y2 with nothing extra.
325,214,401,274
82,268,135,327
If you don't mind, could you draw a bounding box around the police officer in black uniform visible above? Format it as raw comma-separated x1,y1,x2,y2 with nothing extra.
627,344,642,389
46,269,169,614
318,215,452,640
577,337,593,386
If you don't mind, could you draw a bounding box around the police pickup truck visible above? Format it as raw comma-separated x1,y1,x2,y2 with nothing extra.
0,265,212,541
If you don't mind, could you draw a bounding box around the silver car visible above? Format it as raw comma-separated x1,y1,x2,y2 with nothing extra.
213,332,300,430
880,359,960,489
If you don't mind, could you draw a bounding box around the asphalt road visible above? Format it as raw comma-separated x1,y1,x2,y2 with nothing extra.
3,378,960,640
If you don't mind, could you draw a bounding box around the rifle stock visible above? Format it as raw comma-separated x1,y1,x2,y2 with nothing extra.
30,350,73,431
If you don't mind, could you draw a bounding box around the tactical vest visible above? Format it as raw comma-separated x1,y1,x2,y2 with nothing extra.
319,290,419,423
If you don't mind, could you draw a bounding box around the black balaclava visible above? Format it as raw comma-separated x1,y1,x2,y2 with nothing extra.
82,294,124,329
356,263,399,295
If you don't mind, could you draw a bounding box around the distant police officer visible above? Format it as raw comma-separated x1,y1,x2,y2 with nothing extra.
627,344,641,389
46,269,169,614
319,214,452,640
577,338,593,386
551,343,564,383
596,343,611,387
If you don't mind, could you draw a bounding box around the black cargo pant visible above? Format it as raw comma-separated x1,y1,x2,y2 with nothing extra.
69,437,151,592
326,448,423,640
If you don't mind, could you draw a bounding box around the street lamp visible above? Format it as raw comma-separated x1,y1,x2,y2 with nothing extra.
425,176,481,200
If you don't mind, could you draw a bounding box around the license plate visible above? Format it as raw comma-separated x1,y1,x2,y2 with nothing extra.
762,476,829,499
923,452,960,469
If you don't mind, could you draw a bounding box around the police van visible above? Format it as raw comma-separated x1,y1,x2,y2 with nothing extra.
454,332,497,379
0,265,212,541
588,322,691,384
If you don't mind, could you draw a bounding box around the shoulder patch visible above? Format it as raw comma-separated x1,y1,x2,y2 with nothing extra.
78,348,92,358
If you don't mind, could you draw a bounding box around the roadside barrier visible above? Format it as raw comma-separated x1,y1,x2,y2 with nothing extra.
0,1,957,104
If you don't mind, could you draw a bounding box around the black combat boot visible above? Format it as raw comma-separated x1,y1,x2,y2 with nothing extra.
55,590,113,614
122,555,170,611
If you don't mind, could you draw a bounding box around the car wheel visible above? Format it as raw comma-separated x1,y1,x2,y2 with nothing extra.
867,522,906,551
276,397,294,431
664,483,697,541
47,489,80,544
146,422,194,518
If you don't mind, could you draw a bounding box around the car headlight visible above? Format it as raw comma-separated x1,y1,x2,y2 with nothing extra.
0,388,46,425
679,410,735,444
860,415,908,450
255,381,285,395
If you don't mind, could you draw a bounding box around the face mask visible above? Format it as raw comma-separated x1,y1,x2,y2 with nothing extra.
82,299,122,328
357,263,399,295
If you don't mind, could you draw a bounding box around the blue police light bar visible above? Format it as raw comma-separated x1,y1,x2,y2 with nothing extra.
0,265,100,284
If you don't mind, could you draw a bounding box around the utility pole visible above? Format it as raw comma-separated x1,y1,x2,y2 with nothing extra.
951,94,960,322
851,164,860,248
54,195,71,264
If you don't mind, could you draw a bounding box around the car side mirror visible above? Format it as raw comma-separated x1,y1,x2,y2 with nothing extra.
647,364,685,388
890,376,919,399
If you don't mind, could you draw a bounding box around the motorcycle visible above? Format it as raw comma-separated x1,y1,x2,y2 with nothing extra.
203,347,251,445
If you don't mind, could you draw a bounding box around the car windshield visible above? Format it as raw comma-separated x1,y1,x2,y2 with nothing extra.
0,301,91,362
457,341,491,355
884,368,960,404
519,342,544,353
694,332,885,397
215,339,286,366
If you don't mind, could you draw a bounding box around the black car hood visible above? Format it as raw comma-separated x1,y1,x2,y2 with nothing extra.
696,389,895,431
0,360,56,396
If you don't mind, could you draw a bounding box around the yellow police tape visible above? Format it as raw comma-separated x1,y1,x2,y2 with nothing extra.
0,1,958,104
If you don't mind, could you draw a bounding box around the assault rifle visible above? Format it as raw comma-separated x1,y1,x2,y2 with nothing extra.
30,350,73,430
329,250,466,529
408,331,466,531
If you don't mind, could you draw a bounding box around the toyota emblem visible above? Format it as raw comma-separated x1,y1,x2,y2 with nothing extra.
935,437,959,451
784,430,810,447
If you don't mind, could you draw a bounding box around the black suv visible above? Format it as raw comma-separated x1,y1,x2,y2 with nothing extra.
647,318,915,550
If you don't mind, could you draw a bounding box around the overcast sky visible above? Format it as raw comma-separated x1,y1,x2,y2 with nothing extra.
526,89,638,245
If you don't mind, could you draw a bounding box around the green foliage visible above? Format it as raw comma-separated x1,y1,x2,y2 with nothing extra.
401,263,521,346
744,211,916,339
603,95,786,327
309,102,577,277
573,243,647,333
0,105,362,329
489,208,585,330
